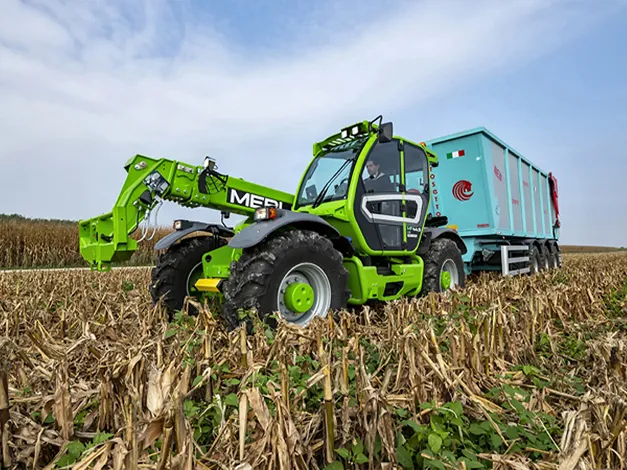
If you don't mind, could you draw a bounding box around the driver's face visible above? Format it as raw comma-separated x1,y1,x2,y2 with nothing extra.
366,161,379,177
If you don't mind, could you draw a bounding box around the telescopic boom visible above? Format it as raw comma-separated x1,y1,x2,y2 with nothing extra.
79,154,294,271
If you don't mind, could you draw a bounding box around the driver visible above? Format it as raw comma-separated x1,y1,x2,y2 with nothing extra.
363,157,393,193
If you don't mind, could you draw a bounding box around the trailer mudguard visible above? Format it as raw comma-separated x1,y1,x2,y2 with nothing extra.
228,211,342,250
154,220,235,251
421,227,468,255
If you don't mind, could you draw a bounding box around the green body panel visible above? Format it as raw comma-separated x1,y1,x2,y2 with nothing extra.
202,244,239,278
343,256,424,305
79,154,294,271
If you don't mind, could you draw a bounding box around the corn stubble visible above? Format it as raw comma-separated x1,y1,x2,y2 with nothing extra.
0,219,171,269
0,253,626,469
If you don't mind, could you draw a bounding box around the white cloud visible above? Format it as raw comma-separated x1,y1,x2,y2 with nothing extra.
0,0,619,235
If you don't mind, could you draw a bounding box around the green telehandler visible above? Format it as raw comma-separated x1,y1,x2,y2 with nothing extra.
79,116,466,330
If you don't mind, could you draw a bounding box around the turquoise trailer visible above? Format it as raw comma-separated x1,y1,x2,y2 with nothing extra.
425,127,561,276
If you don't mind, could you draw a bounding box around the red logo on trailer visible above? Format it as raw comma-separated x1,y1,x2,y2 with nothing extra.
452,180,473,201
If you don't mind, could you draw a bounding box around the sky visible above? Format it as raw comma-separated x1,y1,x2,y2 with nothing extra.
0,0,626,247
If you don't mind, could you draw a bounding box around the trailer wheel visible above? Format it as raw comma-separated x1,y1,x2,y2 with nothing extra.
528,245,541,274
150,235,226,320
540,245,551,271
421,238,466,294
548,244,561,269
220,229,350,331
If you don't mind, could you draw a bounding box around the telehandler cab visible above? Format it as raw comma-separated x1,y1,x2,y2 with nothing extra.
79,116,466,330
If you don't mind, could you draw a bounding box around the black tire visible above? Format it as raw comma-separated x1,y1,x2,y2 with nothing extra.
539,244,551,271
220,229,350,332
421,238,466,294
528,245,541,274
150,236,226,320
549,244,562,269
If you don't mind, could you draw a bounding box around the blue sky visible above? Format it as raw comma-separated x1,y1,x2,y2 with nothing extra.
0,0,626,247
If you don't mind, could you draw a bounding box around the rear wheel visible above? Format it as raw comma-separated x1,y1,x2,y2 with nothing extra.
539,244,551,271
220,229,350,331
421,238,466,294
549,244,562,268
150,236,226,320
528,245,541,274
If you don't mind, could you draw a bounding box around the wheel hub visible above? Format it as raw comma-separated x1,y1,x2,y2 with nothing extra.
440,271,452,290
284,282,315,313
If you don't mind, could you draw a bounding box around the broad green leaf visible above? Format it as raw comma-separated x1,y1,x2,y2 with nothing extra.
402,420,424,434
374,434,382,456
510,399,525,413
428,433,443,454
444,401,463,417
335,448,351,460
396,445,415,469
354,453,370,464
56,454,77,467
192,375,203,387
92,432,113,445
66,441,85,458
396,407,409,418
469,423,485,435
352,438,364,456
225,393,239,407
323,462,344,470
490,432,503,448
426,460,445,470
504,425,520,439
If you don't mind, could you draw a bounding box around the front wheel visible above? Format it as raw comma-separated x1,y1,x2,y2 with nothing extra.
421,238,466,294
150,236,227,320
220,229,350,331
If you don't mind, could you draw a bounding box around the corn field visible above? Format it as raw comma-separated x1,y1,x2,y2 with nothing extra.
0,253,626,469
0,218,171,269
1,216,624,270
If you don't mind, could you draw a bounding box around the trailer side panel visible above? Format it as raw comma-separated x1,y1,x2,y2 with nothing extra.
426,127,559,242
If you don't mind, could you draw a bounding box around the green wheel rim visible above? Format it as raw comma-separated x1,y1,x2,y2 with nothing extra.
440,271,452,290
439,259,460,291
284,282,315,313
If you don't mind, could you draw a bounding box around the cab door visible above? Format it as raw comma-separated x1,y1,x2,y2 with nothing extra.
353,138,404,253
401,141,430,252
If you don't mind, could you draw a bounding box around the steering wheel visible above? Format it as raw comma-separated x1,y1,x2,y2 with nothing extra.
335,177,350,195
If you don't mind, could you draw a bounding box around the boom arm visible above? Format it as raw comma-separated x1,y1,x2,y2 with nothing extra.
79,154,294,271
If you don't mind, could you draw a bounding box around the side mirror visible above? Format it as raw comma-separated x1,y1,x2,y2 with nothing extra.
378,122,393,143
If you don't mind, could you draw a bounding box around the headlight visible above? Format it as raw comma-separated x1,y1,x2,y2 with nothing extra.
254,207,279,222
340,122,367,139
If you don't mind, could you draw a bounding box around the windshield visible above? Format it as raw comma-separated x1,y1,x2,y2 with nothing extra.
296,138,367,208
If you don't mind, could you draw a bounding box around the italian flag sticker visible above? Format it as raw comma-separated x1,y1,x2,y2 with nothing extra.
447,149,465,159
